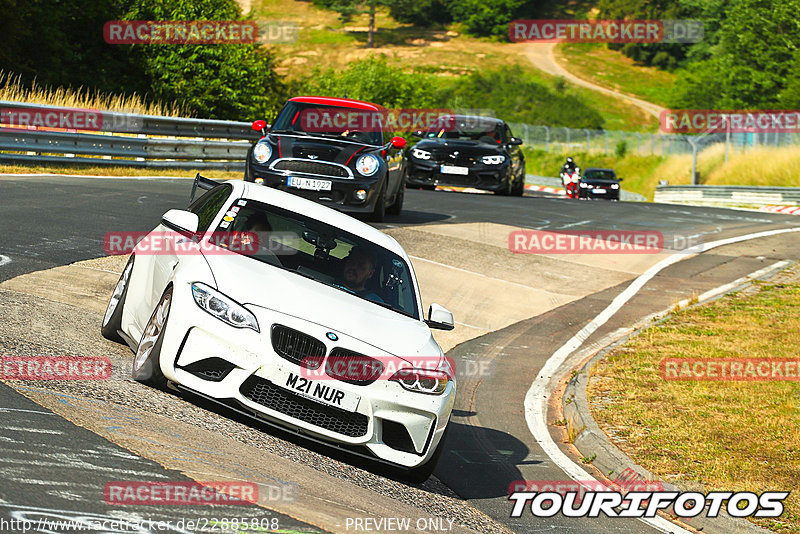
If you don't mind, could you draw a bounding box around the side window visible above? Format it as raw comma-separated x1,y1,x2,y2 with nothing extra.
504,125,513,143
188,184,232,232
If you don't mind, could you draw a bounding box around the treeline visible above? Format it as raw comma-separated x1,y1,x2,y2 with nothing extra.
597,0,800,109
0,0,285,120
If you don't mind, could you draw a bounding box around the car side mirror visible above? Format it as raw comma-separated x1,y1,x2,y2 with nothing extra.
425,303,454,331
617,177,624,181
161,209,199,236
252,120,269,135
390,136,407,149
508,137,523,146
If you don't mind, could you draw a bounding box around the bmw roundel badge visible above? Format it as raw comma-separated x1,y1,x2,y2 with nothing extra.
326,332,338,341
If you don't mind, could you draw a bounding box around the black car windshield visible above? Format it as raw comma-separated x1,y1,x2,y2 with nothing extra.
213,198,419,319
422,117,503,144
583,170,617,181
271,101,384,146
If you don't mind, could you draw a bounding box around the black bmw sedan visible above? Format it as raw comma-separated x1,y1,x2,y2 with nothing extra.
245,96,407,222
404,115,526,196
578,168,622,200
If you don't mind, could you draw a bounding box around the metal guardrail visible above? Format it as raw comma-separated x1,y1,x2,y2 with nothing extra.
654,185,800,207
0,100,257,170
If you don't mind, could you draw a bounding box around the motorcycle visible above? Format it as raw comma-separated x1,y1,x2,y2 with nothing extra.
560,168,581,199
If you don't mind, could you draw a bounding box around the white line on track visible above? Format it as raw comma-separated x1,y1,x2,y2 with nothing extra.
0,255,11,267
524,226,800,533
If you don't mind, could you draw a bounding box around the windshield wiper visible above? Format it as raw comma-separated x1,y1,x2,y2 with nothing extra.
271,129,308,135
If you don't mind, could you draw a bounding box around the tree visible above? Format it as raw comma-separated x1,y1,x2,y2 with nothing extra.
121,0,285,119
314,0,390,48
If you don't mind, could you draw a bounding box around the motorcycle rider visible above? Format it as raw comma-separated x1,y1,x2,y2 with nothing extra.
560,157,581,198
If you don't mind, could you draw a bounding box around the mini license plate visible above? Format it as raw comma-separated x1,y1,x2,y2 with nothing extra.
287,176,332,191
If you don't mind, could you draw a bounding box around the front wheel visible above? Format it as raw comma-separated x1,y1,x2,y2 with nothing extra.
510,175,525,196
387,182,404,216
400,422,450,483
101,255,134,343
368,183,386,222
132,287,172,389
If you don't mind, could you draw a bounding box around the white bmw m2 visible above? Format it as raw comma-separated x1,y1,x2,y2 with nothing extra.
101,177,456,480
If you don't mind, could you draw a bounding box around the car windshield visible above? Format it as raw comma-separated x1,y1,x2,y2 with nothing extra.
583,170,617,180
213,198,419,319
271,101,384,146
422,117,503,144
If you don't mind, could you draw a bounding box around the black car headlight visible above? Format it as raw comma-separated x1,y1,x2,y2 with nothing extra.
355,154,380,176
253,141,272,164
481,155,505,165
411,148,431,160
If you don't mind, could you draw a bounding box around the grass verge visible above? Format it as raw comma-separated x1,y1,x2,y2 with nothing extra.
588,267,800,533
556,43,676,108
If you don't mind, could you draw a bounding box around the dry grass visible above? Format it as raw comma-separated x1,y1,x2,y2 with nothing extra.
588,271,800,533
0,71,188,116
704,146,800,187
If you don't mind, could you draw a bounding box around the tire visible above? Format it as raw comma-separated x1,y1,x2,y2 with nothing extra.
387,182,404,216
132,286,172,389
401,421,450,484
101,255,134,343
493,179,511,196
510,174,525,197
420,184,436,191
368,183,386,222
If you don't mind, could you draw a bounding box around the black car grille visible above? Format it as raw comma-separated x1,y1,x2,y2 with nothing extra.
430,151,477,166
271,324,326,369
325,348,384,386
273,160,349,178
240,376,369,437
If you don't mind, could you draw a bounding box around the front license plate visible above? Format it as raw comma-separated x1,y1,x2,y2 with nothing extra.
440,165,469,175
592,188,607,194
280,370,360,412
287,176,332,191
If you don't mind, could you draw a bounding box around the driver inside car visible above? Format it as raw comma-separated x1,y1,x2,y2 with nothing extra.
340,246,384,304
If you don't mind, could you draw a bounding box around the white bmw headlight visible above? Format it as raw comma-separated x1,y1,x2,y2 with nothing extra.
253,142,272,164
481,155,505,165
355,154,380,176
389,362,450,395
411,148,431,160
191,282,259,332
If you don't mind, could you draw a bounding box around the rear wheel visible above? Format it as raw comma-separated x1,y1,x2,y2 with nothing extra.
132,287,172,389
101,255,134,343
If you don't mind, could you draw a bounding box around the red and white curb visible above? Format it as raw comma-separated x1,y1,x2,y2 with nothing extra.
435,184,565,195
760,205,800,215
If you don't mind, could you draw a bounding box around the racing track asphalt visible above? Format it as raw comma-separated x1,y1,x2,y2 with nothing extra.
1,174,800,533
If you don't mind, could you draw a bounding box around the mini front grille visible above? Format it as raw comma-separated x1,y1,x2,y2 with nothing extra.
240,376,369,437
273,160,349,178
271,324,326,368
325,348,384,386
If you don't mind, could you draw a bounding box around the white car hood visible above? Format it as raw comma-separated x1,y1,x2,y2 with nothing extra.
202,253,440,358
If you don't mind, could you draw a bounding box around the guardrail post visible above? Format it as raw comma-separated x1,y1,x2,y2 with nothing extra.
565,127,570,149
604,131,609,154
544,126,550,152
584,129,590,152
